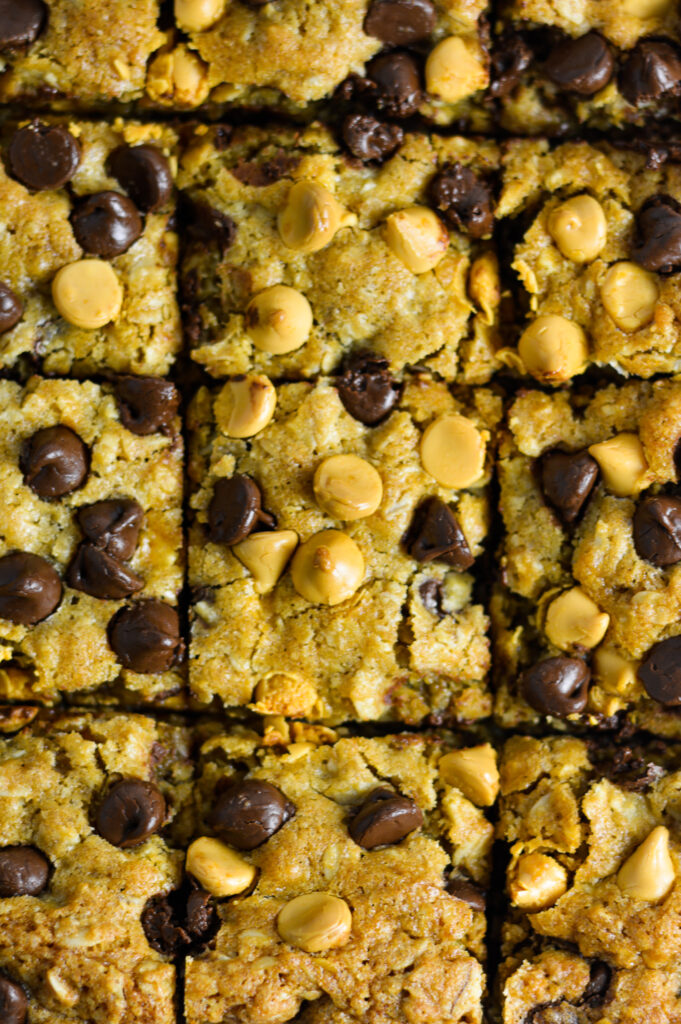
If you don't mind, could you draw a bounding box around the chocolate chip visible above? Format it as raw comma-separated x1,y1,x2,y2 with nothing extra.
632,195,681,274
527,1005,578,1024
76,499,143,560
115,376,180,436
107,144,173,213
71,191,142,259
446,876,485,911
522,657,590,717
0,552,61,625
406,498,474,570
0,847,49,897
620,40,681,106
21,426,89,499
0,0,47,49
0,283,23,334
337,353,401,425
429,163,495,239
364,0,436,44
230,152,300,187
95,778,166,847
180,195,237,251
490,31,533,98
142,883,218,956
211,779,295,850
539,449,599,525
67,545,143,601
638,634,681,705
366,51,422,118
342,114,404,162
108,600,183,674
0,975,27,1024
419,579,445,618
581,962,611,1007
349,787,423,848
8,122,80,191
545,32,614,95
633,495,681,566
208,475,274,546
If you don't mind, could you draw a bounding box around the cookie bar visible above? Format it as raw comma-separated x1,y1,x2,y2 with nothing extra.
0,117,180,376
188,372,499,724
498,733,681,1024
494,379,681,737
179,123,500,385
0,1,164,107
497,139,681,382
149,0,492,128
0,376,184,706
0,710,194,1024
184,723,497,1024
493,0,681,134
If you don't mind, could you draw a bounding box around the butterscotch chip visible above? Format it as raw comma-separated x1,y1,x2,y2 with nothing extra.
313,455,383,521
52,259,123,330
245,286,313,354
277,893,352,952
175,0,226,31
508,853,568,912
600,262,659,331
544,587,610,651
384,206,449,273
233,530,298,593
617,826,675,901
420,413,486,488
588,433,648,496
548,194,607,263
425,36,487,102
185,837,256,897
518,315,589,384
146,45,210,106
290,530,364,606
278,181,355,253
214,375,277,437
593,646,640,696
438,743,499,806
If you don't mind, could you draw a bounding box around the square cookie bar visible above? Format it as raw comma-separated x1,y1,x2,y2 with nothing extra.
0,1,164,107
493,0,681,134
497,139,681,382
188,372,499,725
0,710,194,1024
184,723,497,1024
494,379,681,737
0,376,184,706
497,733,681,1024
179,123,500,385
149,0,492,127
0,117,180,376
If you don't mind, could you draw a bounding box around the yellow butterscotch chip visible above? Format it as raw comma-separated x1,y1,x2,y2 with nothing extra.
291,530,364,606
245,286,313,354
509,853,568,912
175,0,225,31
146,45,210,106
214,375,277,437
593,646,640,697
548,195,607,263
313,455,383,521
234,530,298,593
420,413,486,489
425,36,487,102
278,181,356,253
518,315,589,384
186,837,256,898
600,262,659,331
252,673,318,718
588,433,648,496
439,743,499,806
384,206,449,274
52,260,123,330
468,252,500,323
617,826,675,901
544,587,610,651
623,0,671,15
277,893,352,953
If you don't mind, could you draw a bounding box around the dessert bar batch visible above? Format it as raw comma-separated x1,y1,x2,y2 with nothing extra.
0,0,681,1022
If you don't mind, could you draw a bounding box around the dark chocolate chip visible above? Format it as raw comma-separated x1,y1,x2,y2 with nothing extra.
230,152,300,187
632,195,681,274
211,778,295,850
95,778,166,848
0,847,49,897
107,600,183,674
115,376,180,436
633,495,681,566
21,425,89,499
364,0,436,45
581,962,611,1007
0,974,27,1024
71,191,142,259
490,31,533,98
67,544,143,601
521,657,590,717
620,40,681,106
545,32,614,95
406,497,474,570
342,114,404,162
76,499,143,560
8,122,80,191
419,579,445,618
366,51,422,118
180,195,237,250
142,883,218,956
107,144,173,213
429,163,495,239
638,634,681,705
0,282,23,334
0,552,62,625
349,786,423,848
337,353,401,425
0,0,47,49
446,877,485,911
539,449,599,525
208,475,274,546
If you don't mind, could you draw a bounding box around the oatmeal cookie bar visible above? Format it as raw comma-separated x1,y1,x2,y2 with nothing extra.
188,372,499,724
179,123,500,385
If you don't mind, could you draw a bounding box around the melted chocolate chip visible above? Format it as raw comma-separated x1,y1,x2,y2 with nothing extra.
108,600,183,674
211,778,295,850
180,195,237,250
593,745,665,793
0,847,49,897
76,499,143,561
490,31,533,98
429,163,495,239
545,32,614,95
0,974,27,1024
342,114,404,162
407,498,474,570
521,657,590,717
539,450,599,525
337,353,401,424
366,51,423,118
638,634,681,705
364,0,436,45
0,552,62,625
633,495,681,566
67,545,143,601
632,195,681,273
142,882,219,956
419,579,445,618
446,877,485,912
115,376,179,436
8,122,80,191
108,144,173,212
208,475,274,546
0,283,23,334
21,425,89,499
95,778,166,847
349,787,423,848
620,40,681,106
230,152,300,187
581,962,611,1007
71,191,142,259
0,0,47,49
